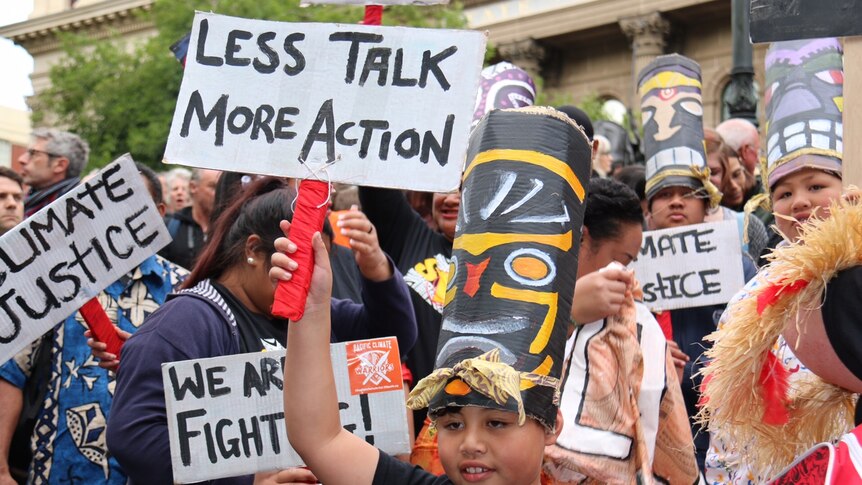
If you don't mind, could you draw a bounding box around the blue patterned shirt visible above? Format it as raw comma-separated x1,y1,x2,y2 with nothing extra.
0,255,187,485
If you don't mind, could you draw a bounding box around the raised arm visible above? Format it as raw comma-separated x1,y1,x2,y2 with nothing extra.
358,187,432,264
282,232,380,485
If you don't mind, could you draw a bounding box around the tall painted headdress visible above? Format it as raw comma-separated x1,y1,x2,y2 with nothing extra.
407,106,591,429
472,62,537,124
638,54,721,208
763,37,844,189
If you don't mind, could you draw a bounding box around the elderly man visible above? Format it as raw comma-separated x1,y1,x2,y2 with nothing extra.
0,167,24,236
158,168,220,270
17,128,89,217
716,118,760,175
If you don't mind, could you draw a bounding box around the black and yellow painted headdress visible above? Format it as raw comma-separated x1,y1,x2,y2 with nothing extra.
406,106,591,429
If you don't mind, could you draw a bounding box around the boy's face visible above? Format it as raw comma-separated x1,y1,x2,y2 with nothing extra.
771,168,843,242
436,406,557,485
648,185,706,230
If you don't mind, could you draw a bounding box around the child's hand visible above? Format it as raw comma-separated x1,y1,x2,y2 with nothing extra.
570,263,633,323
84,329,131,371
337,205,392,282
270,220,298,284
253,467,319,484
306,232,333,310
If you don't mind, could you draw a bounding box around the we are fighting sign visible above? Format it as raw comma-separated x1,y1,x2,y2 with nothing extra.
163,337,409,483
165,12,487,192
0,155,170,364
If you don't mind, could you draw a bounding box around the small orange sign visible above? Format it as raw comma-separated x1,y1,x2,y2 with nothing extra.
346,337,403,395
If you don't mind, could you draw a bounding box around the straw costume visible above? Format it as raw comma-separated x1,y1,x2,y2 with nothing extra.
699,38,857,482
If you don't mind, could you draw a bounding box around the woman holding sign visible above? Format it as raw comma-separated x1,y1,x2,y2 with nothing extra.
106,177,417,484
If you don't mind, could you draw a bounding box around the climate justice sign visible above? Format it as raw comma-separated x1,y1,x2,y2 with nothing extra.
0,155,171,364
629,220,745,311
164,12,487,192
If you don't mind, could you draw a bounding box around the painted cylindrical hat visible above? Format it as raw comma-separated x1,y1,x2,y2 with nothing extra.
472,62,537,124
638,54,720,208
763,38,843,190
407,107,591,429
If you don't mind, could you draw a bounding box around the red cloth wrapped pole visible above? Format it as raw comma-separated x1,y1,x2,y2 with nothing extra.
362,5,383,25
79,297,125,358
272,179,330,321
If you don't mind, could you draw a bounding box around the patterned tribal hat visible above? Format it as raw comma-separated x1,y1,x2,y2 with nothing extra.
763,38,843,189
472,62,536,124
638,54,721,208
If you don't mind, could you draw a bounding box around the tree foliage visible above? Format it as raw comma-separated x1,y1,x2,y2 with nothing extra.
33,0,466,171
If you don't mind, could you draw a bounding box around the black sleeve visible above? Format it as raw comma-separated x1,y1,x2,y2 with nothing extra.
372,449,452,485
359,187,433,265
823,266,862,381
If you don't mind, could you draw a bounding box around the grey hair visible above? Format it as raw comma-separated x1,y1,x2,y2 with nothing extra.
191,168,205,183
31,127,89,179
166,167,192,185
715,118,758,152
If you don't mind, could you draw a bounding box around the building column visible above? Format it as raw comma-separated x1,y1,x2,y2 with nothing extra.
497,38,546,81
620,12,671,107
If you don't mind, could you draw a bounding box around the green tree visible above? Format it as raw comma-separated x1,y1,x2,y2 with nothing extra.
33,0,467,171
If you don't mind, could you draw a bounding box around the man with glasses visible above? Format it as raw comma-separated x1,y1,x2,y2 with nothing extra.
17,128,89,217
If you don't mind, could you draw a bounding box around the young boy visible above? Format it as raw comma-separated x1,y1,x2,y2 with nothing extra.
279,106,593,485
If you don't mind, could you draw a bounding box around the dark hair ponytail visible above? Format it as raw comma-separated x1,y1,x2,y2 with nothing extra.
183,177,296,288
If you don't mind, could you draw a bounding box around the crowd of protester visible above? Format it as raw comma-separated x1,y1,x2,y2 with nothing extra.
0,35,857,485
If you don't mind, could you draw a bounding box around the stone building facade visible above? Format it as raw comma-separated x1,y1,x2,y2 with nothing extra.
2,0,765,129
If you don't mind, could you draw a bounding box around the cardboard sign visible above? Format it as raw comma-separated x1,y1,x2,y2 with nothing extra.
0,155,170,364
162,337,409,483
164,12,487,192
629,220,744,311
303,0,448,4
750,0,862,43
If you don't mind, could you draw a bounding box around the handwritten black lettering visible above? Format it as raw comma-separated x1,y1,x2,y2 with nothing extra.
225,29,253,67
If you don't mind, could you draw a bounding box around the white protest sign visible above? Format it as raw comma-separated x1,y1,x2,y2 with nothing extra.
0,155,170,364
304,0,448,4
629,220,744,311
164,12,487,192
163,337,409,483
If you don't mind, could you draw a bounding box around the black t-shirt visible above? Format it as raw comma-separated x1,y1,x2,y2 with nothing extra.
373,450,452,485
212,282,288,353
360,187,453,429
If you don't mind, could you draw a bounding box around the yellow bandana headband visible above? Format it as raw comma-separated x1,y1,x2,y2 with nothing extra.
406,349,559,425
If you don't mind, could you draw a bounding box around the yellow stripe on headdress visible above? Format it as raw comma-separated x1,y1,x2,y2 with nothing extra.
464,149,585,202
454,231,573,256
638,71,702,97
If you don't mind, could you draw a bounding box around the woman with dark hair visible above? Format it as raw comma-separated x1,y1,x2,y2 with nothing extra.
106,177,417,485
545,177,699,483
